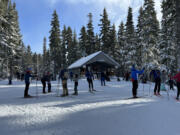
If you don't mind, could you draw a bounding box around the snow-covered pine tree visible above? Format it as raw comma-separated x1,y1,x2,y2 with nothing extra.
94,34,101,52
25,45,33,69
66,26,73,65
141,0,160,69
160,0,177,72
109,24,117,59
32,52,38,74
176,0,180,70
5,1,22,79
42,37,47,71
0,0,9,78
117,22,126,73
46,49,52,73
124,7,136,69
72,30,80,62
136,7,144,68
79,26,87,57
61,25,67,68
86,13,95,55
99,8,111,54
49,10,61,75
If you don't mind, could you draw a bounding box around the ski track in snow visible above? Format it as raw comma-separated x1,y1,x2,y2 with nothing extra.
0,79,180,135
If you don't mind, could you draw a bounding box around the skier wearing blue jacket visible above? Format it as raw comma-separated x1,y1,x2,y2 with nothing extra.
131,65,145,98
24,70,33,98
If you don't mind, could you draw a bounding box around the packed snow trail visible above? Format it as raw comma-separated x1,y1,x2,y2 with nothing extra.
0,79,180,135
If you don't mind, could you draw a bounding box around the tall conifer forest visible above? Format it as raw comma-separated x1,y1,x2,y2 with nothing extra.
0,0,179,79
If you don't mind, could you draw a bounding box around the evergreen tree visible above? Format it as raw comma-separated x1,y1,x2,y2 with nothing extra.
42,37,47,70
136,7,144,68
160,0,177,72
109,24,117,59
72,30,79,62
5,1,22,78
116,22,126,72
124,7,136,69
49,10,61,75
141,0,160,68
94,34,101,52
79,26,87,57
66,26,73,65
99,8,111,54
86,13,95,54
25,45,33,69
61,25,67,68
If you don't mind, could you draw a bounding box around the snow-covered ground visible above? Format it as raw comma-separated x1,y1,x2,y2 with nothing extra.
0,78,180,135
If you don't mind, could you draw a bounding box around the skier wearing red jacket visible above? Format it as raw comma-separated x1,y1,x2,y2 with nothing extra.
172,70,180,100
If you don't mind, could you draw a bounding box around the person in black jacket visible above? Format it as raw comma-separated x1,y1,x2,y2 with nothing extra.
101,71,106,86
41,74,47,94
46,72,51,93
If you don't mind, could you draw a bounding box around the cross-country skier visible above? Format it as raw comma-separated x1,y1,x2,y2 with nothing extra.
168,74,174,90
24,69,33,98
101,71,106,86
46,72,51,93
131,65,144,98
86,69,94,92
151,69,161,95
73,74,79,95
172,69,180,100
60,69,69,97
41,73,47,94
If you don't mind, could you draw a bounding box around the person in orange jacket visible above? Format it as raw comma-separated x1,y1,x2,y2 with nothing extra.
172,69,180,100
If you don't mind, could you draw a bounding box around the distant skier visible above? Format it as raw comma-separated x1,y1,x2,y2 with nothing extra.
131,65,144,98
73,74,79,95
172,69,180,100
125,71,130,81
46,72,51,93
24,69,33,98
151,69,161,95
61,69,69,97
8,74,12,85
168,74,174,90
41,73,47,94
101,71,106,86
70,71,73,81
86,69,94,92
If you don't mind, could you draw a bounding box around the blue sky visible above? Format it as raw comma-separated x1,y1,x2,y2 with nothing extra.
12,0,162,53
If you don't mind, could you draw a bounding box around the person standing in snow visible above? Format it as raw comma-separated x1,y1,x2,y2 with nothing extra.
131,65,144,98
86,69,94,92
168,74,174,90
46,72,52,93
24,70,33,98
172,69,180,100
151,69,161,95
125,71,130,81
70,71,73,81
73,74,79,95
41,73,47,94
61,69,69,97
101,71,106,86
